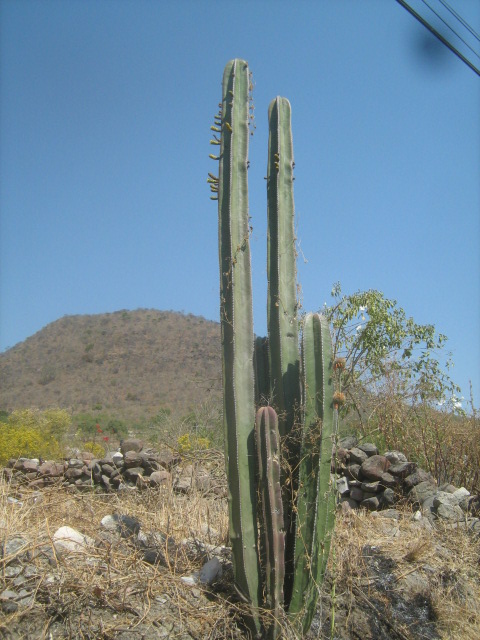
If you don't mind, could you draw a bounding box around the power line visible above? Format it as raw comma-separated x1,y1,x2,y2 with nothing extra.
437,0,480,44
394,0,480,76
420,0,480,61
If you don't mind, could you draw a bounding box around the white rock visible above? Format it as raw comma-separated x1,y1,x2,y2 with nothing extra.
101,515,119,532
180,575,198,586
52,526,93,555
453,487,470,499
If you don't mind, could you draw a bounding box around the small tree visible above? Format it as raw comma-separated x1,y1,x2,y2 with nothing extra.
324,283,462,421
323,284,478,490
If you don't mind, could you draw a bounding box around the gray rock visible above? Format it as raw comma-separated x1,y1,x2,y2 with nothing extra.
438,483,456,493
388,462,417,479
436,503,464,521
199,557,222,585
101,475,112,490
361,496,380,511
336,476,350,495
38,461,65,477
150,470,171,487
361,481,382,493
65,467,83,480
468,518,480,535
383,451,408,464
101,463,115,477
120,438,144,454
453,487,470,500
360,455,391,481
403,468,435,489
409,480,438,506
379,472,398,489
338,435,358,450
349,447,368,464
2,536,29,561
67,459,84,469
53,526,94,554
124,467,144,481
0,589,19,613
357,443,378,457
340,497,359,510
379,488,396,507
433,492,462,509
112,451,124,465
101,514,141,538
124,451,143,468
344,464,361,480
350,487,364,502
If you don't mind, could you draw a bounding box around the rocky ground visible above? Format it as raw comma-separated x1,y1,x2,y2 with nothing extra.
1,442,479,639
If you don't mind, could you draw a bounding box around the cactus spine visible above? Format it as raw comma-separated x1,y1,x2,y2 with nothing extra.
217,59,262,636
213,60,336,638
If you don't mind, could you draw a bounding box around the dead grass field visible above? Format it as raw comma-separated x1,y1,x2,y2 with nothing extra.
1,451,479,640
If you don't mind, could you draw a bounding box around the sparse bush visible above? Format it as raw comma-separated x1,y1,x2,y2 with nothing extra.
74,413,128,441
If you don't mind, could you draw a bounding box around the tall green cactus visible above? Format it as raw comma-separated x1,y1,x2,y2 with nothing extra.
216,59,262,637
212,59,337,639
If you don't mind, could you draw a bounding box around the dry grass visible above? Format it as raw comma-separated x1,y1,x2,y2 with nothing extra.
1,454,479,639
0,454,247,639
328,506,480,640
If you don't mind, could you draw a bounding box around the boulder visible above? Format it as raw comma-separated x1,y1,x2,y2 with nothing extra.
403,469,434,489
383,451,408,464
388,462,417,479
52,526,93,555
150,470,171,487
38,461,65,477
123,451,143,469
120,439,144,454
357,443,378,457
349,448,368,465
360,455,391,481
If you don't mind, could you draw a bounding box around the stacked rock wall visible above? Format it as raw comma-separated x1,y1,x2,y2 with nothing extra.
2,436,479,532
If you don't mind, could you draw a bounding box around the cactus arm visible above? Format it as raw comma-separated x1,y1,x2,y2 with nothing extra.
266,97,300,440
302,315,336,633
288,313,335,631
218,59,262,632
255,406,285,637
266,98,301,610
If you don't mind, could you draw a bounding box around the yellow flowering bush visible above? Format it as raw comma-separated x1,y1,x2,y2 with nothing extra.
0,408,71,464
83,441,106,458
177,433,210,453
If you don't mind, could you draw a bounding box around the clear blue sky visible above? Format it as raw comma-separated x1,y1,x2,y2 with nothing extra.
1,0,479,407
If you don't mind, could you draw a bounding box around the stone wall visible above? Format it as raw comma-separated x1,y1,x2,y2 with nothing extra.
2,436,479,532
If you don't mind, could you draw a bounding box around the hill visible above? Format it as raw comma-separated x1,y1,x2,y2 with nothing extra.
0,310,222,421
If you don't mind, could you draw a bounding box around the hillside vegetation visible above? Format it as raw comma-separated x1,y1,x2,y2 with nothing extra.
0,310,221,421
